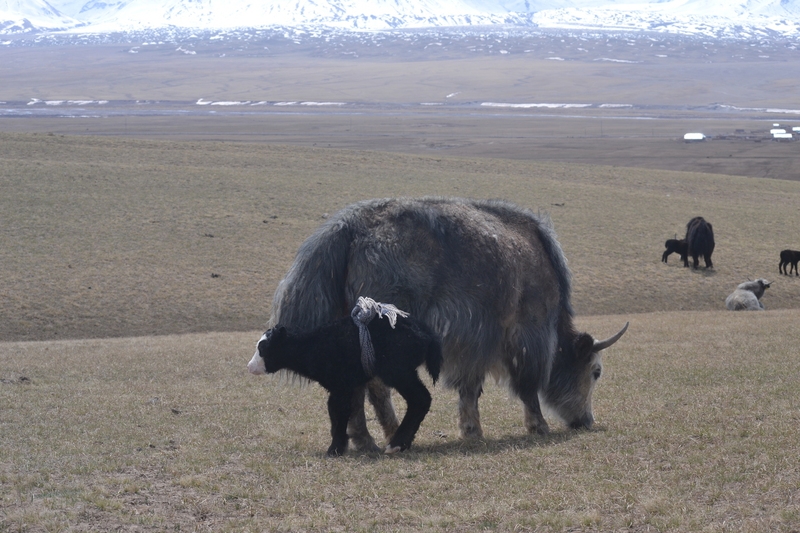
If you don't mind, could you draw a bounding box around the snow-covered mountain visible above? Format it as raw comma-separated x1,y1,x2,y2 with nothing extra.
2,0,800,38
0,0,80,33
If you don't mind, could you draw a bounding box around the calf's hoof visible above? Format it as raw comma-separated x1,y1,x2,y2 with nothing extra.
386,434,413,453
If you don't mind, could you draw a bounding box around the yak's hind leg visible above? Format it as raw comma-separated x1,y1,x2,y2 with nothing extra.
345,386,381,453
458,380,485,439
327,391,354,457
367,379,400,440
384,372,432,453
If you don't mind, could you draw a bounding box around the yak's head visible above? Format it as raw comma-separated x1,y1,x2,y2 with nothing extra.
247,326,287,375
544,322,629,430
737,279,771,299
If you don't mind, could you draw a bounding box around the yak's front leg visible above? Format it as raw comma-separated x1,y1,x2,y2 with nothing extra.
345,385,381,453
508,358,550,436
521,391,550,436
458,381,484,439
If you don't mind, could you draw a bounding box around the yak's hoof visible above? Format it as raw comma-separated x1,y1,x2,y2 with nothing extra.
326,446,346,457
528,422,550,436
384,444,402,454
460,424,484,440
348,434,381,453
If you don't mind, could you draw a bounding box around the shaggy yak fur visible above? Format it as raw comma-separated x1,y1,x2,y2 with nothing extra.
779,249,800,276
725,279,771,311
248,313,442,456
662,238,688,264
684,216,715,269
265,197,629,451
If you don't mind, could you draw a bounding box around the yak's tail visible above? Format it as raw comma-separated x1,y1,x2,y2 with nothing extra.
686,217,715,252
270,216,355,331
424,339,443,385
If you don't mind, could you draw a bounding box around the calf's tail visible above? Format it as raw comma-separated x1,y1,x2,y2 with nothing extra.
424,340,443,385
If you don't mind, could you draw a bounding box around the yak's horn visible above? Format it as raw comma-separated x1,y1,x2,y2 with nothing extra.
594,322,629,351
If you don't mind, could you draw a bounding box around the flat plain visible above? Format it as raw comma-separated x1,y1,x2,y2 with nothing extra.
2,29,800,532
2,28,800,179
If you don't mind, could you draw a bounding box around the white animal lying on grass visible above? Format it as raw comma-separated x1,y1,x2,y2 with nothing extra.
725,279,771,311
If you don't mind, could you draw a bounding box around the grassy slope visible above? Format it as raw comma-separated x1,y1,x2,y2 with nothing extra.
1,132,798,341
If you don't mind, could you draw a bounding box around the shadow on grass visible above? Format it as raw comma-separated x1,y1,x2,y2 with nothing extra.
689,266,717,276
346,426,605,462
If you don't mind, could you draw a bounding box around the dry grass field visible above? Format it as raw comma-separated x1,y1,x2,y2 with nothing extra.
2,31,800,532
2,312,799,531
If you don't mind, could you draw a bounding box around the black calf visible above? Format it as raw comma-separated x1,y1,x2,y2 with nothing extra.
662,238,688,264
779,249,800,276
249,314,441,456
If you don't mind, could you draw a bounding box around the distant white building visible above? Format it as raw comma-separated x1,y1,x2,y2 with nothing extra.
683,132,706,141
793,127,800,132
770,128,786,134
773,132,793,140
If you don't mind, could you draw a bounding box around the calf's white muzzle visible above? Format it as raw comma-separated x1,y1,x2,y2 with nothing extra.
248,333,268,375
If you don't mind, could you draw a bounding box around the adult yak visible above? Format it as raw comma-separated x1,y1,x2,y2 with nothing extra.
684,216,715,269
267,197,628,451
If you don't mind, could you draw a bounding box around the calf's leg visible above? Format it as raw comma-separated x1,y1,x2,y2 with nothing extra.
327,391,354,457
384,373,432,453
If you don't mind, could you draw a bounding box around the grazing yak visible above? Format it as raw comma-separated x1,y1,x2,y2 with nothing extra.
779,249,800,276
725,279,771,311
248,299,442,456
662,237,688,264
264,197,629,451
684,216,715,269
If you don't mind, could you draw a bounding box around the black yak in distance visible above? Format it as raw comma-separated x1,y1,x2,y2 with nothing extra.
685,216,715,269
